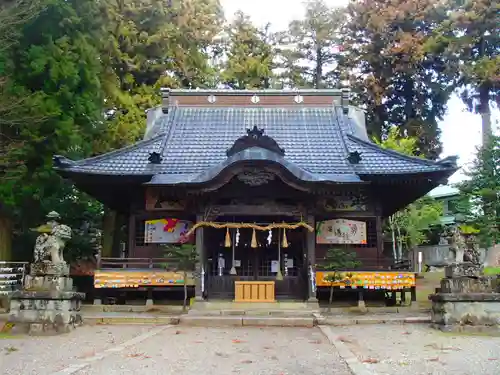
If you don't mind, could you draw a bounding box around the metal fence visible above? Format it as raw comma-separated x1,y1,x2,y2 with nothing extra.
0,261,28,296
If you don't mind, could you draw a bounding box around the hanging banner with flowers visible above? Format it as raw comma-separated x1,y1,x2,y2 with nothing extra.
144,218,193,244
316,219,367,244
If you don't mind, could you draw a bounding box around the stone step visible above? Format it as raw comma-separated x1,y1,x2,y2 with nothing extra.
187,309,314,317
192,301,314,310
84,313,180,325
82,304,185,314
179,315,315,328
65,312,431,327
315,314,431,325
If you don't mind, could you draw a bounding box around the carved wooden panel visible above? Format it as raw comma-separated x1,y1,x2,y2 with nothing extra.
145,188,186,211
317,191,368,212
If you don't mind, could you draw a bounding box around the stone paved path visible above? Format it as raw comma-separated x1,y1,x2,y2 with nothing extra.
75,326,351,375
2,324,500,375
325,324,500,375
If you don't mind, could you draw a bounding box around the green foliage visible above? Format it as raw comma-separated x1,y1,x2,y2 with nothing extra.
277,0,345,89
220,11,275,89
341,0,457,159
433,0,499,140
457,135,500,247
394,196,443,249
0,0,496,265
0,0,106,260
318,248,361,271
162,243,198,272
376,128,443,258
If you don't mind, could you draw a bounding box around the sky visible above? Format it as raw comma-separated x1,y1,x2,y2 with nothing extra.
220,0,499,184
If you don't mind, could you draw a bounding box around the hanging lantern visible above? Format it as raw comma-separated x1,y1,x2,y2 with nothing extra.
225,228,231,247
282,229,289,248
251,228,258,248
267,229,272,245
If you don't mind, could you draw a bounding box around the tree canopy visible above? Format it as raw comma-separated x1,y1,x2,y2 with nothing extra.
0,0,497,262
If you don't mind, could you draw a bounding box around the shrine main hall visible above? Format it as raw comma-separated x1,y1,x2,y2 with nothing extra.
54,89,457,302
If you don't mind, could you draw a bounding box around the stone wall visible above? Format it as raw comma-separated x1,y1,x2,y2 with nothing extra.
431,294,500,329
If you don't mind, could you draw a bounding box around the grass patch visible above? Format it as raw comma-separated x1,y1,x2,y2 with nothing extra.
484,267,500,276
415,271,445,306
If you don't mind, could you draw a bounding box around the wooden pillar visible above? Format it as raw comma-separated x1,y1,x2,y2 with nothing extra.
101,209,116,258
128,214,136,258
112,213,126,257
376,215,384,267
306,214,316,302
194,213,205,301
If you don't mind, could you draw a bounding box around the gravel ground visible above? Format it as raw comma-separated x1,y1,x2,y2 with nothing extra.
76,327,351,375
0,325,156,375
330,324,500,375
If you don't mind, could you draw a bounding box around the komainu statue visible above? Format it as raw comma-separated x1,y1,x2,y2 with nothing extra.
34,224,72,264
31,212,72,275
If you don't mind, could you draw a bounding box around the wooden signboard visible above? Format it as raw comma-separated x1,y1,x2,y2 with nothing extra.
94,270,195,289
318,191,368,212
315,271,415,290
316,219,367,244
144,218,193,243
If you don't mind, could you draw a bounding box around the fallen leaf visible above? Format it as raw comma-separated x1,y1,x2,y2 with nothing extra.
175,330,182,335
402,331,411,335
309,340,322,344
263,346,272,350
488,358,497,361
78,351,96,359
270,355,278,361
127,353,144,358
194,340,203,343
338,336,351,343
362,358,379,364
240,360,253,364
428,357,440,362
232,339,245,344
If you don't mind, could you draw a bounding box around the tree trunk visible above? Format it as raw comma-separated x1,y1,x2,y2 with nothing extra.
314,45,323,89
479,82,492,145
101,209,116,258
328,284,334,313
396,225,403,261
389,217,397,261
183,270,188,312
0,214,12,261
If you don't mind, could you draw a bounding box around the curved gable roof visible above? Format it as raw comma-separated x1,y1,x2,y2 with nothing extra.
54,100,457,183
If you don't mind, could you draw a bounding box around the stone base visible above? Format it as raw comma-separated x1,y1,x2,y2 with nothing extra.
24,275,73,292
430,293,500,329
10,316,83,336
30,261,70,277
440,276,500,294
8,280,85,335
445,262,483,278
431,323,500,336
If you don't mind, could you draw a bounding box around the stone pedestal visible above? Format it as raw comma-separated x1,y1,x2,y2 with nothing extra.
430,262,500,334
8,269,85,335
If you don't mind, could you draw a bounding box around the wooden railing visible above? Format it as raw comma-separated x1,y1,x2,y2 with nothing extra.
97,257,180,270
0,261,28,296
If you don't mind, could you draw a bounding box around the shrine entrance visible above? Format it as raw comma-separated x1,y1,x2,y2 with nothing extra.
204,217,309,300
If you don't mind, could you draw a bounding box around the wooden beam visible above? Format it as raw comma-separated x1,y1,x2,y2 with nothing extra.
195,213,206,301
128,214,136,258
306,214,316,302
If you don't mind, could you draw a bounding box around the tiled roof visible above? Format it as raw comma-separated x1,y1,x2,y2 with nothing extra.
54,105,457,182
